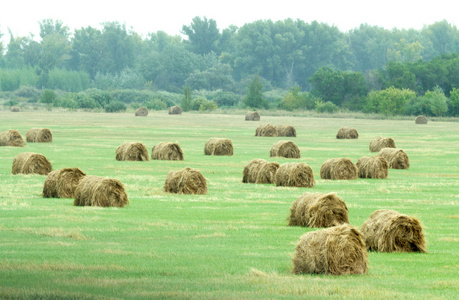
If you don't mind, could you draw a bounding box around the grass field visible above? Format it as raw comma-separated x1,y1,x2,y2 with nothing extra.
0,111,458,299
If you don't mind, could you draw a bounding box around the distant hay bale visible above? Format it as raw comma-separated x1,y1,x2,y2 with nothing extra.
369,137,395,152
135,107,148,116
320,158,358,180
164,167,207,194
26,128,53,143
11,106,20,112
277,125,296,137
275,162,315,188
168,106,182,115
116,142,149,161
43,168,86,198
255,124,278,137
336,127,359,139
11,152,52,175
415,115,428,124
361,209,426,253
73,175,129,207
270,140,300,158
151,142,184,160
0,130,25,147
377,148,409,169
245,111,260,121
292,224,368,275
356,156,389,179
288,192,349,228
242,158,279,184
204,138,233,156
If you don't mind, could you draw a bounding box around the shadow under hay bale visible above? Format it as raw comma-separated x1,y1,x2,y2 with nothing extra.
270,140,300,158
204,138,233,156
242,158,279,184
0,129,25,147
26,128,53,143
164,167,207,194
377,148,409,169
320,158,357,180
288,192,349,228
43,168,86,198
168,106,182,115
336,127,359,139
116,142,149,161
277,125,296,137
152,142,184,160
255,124,278,137
361,209,426,253
415,115,428,124
369,137,395,152
135,107,148,116
292,224,368,275
73,175,129,207
245,111,260,121
356,156,388,179
11,106,20,112
12,152,52,175
275,162,315,188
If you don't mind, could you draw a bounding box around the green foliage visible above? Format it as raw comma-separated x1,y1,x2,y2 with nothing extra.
144,98,167,110
406,86,448,116
213,91,241,107
14,86,41,100
75,93,100,109
243,75,268,109
4,99,19,107
278,86,317,111
0,70,20,91
40,89,57,104
56,93,78,109
190,96,218,111
104,100,127,112
46,69,90,92
449,88,459,116
181,86,193,112
364,87,416,115
315,101,339,113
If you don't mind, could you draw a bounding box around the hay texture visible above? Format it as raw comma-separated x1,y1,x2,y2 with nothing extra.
270,140,301,158
336,127,359,139
168,106,182,114
116,142,149,161
288,192,349,228
356,156,389,179
377,148,409,169
204,138,233,156
11,152,52,175
277,125,297,137
0,129,25,147
242,158,280,184
43,168,86,198
135,107,148,116
255,124,278,137
245,111,260,121
361,209,426,253
11,106,20,112
320,158,358,180
369,137,395,152
151,142,184,160
275,162,315,188
26,128,53,143
73,175,129,207
415,115,428,124
292,224,368,275
164,167,207,194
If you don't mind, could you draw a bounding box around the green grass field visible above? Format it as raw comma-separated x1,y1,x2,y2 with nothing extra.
0,111,458,299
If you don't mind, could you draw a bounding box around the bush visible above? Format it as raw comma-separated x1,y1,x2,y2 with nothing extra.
213,91,241,107
144,98,167,110
4,99,19,107
0,71,20,91
104,100,127,113
364,87,416,116
110,89,152,104
449,88,459,116
406,86,448,116
316,101,339,113
76,93,101,109
40,89,57,104
15,86,41,101
47,69,90,92
83,89,111,107
278,86,317,111
57,93,78,109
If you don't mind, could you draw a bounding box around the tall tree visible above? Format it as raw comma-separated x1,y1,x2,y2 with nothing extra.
243,75,267,109
182,16,221,55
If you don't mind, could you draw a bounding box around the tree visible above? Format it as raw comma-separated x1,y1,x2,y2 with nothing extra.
39,19,70,39
181,86,193,112
364,87,415,116
449,88,459,116
182,16,221,55
243,75,268,109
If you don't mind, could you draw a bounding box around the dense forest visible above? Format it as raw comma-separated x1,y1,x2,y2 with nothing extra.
1,17,459,116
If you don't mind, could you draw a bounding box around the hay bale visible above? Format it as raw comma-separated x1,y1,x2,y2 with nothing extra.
292,224,368,275
369,137,395,152
245,111,260,121
275,162,315,188
26,128,53,143
116,142,149,161
255,124,278,137
336,127,359,139
43,168,86,198
356,156,388,179
73,175,129,207
11,106,20,112
361,209,426,253
135,107,148,116
377,148,409,169
288,192,349,228
0,129,25,147
11,152,52,175
168,106,182,115
415,115,428,124
164,167,207,194
277,125,296,137
320,158,358,180
204,138,233,156
242,158,279,184
270,140,300,158
151,142,184,160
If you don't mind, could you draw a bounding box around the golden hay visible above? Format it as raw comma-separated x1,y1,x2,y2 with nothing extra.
204,138,233,156
320,158,357,180
116,142,149,161
11,106,20,112
11,152,52,175
242,158,279,184
277,125,296,137
275,162,315,188
164,167,207,194
361,209,426,253
369,137,395,152
26,128,53,143
270,140,300,158
168,106,182,115
43,168,86,198
336,127,359,139
356,156,389,179
73,175,129,207
0,129,25,147
245,111,260,121
255,124,278,137
288,192,349,228
292,224,368,275
135,107,148,116
151,142,184,160
415,115,428,124
377,148,409,169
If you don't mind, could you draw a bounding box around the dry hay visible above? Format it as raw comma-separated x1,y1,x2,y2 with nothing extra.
356,156,389,179
11,106,20,112
43,168,86,198
151,142,184,160
116,142,149,161
336,127,359,139
361,209,426,253
164,167,207,194
26,128,53,143
415,115,428,124
320,158,358,180
369,137,395,152
292,224,368,275
377,148,409,169
242,158,280,184
277,125,297,137
168,106,182,115
204,138,233,156
11,152,52,175
255,124,278,137
275,162,315,188
288,192,349,228
135,107,148,116
270,140,301,158
245,111,260,121
73,175,129,207
0,130,25,147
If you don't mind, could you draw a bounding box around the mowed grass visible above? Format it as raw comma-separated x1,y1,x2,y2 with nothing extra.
0,111,458,299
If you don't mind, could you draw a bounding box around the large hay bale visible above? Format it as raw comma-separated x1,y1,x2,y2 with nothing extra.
270,140,301,158
255,124,278,137
275,162,315,188
369,137,395,152
242,158,279,184
292,224,368,275
361,209,426,253
43,168,86,198
356,156,388,179
11,152,52,175
377,148,409,169
415,115,428,124
135,107,148,116
168,106,182,115
151,142,184,160
11,106,20,112
204,138,233,156
0,130,25,147
288,192,349,227
336,127,359,139
277,125,296,137
245,111,260,121
320,158,358,180
164,167,207,194
116,142,149,161
26,128,53,143
73,175,129,207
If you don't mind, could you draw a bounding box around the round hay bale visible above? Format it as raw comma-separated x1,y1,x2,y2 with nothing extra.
11,106,20,112
26,128,53,143
320,158,358,180
245,111,260,121
292,224,368,275
116,142,149,161
270,140,300,158
43,168,86,198
275,162,315,188
164,167,207,194
0,129,25,147
369,137,395,152
11,152,52,175
277,125,296,137
204,138,233,156
361,209,426,253
377,148,409,169
288,192,349,227
151,142,184,160
255,124,278,137
73,175,129,207
336,127,359,139
135,107,148,116
242,158,279,184
168,106,182,115
415,115,428,124
356,156,388,179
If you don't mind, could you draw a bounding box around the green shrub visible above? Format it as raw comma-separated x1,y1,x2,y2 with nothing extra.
15,86,41,101
40,89,57,104
76,93,100,109
57,94,78,109
47,69,91,92
4,99,19,107
83,89,111,106
405,86,448,116
104,100,127,113
449,88,459,116
144,98,167,110
364,87,416,116
0,71,20,91
315,101,339,113
213,91,241,107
